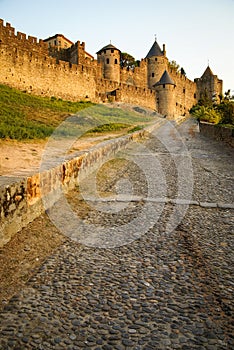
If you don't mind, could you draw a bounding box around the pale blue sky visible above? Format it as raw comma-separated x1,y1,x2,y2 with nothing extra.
0,0,233,92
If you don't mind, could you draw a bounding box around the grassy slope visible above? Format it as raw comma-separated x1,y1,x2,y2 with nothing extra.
0,84,156,140
0,84,94,140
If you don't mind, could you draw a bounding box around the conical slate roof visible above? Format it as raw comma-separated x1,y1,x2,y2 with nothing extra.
201,65,214,78
146,40,163,58
96,44,121,54
154,70,176,86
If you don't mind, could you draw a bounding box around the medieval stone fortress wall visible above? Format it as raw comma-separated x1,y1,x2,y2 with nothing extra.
0,19,223,117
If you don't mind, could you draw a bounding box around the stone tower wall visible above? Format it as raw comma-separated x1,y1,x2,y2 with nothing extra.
46,41,88,66
97,47,120,83
155,70,197,117
169,69,197,115
147,56,168,89
195,74,223,102
156,84,176,117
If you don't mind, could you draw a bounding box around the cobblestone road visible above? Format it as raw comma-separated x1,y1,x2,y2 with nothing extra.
0,118,233,349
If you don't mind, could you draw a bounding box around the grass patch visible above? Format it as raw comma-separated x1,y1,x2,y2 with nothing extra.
85,123,131,135
0,84,93,140
79,104,155,125
0,84,157,140
128,125,144,133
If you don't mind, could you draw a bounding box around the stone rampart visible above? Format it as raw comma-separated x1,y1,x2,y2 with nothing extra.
0,19,47,54
120,60,147,89
0,124,157,247
97,79,155,109
119,84,155,109
0,31,97,101
0,19,156,109
169,69,197,115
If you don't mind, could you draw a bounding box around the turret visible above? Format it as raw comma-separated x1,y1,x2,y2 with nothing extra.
154,70,176,117
97,43,121,83
146,40,168,89
195,65,223,103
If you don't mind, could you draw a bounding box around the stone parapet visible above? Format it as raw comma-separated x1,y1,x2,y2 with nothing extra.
0,123,159,247
199,122,234,147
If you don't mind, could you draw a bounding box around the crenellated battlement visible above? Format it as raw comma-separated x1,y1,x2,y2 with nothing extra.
0,19,223,116
0,19,47,50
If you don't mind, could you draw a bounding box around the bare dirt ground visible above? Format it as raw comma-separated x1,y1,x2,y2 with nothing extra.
0,133,126,176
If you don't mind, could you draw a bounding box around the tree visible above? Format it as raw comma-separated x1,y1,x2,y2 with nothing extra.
120,52,139,70
190,105,222,124
216,100,234,125
198,89,213,107
168,60,180,72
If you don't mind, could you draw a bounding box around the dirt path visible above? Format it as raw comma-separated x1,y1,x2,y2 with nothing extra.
0,132,126,176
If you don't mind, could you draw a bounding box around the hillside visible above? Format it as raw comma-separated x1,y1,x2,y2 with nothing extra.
0,84,157,175
0,84,94,140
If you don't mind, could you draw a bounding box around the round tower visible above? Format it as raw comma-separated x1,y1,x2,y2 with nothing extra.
154,70,176,117
146,40,168,89
97,43,121,83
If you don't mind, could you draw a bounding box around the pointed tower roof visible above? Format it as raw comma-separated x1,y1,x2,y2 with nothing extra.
154,70,176,87
201,66,214,78
145,40,163,58
96,44,121,54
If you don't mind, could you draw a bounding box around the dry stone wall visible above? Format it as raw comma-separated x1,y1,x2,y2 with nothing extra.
0,126,156,247
200,122,234,147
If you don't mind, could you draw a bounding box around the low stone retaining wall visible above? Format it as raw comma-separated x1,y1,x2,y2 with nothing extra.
0,124,158,247
200,122,234,147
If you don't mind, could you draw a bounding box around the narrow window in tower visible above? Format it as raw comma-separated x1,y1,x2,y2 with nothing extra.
111,49,114,53
106,58,109,64
155,58,157,61
183,88,186,94
115,59,118,64
152,73,155,77
104,50,106,54
194,93,196,98
163,84,165,88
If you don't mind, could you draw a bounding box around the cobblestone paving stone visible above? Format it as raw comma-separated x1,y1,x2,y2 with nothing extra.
0,118,233,349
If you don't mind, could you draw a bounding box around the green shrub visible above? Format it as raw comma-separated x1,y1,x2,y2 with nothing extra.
217,101,234,126
85,123,130,134
128,125,143,133
190,105,222,124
